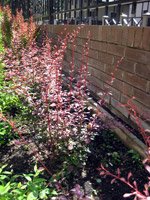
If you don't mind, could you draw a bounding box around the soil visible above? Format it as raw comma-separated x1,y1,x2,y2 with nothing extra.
86,129,148,200
0,121,148,200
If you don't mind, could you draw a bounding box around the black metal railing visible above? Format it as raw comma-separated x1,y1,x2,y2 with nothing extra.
1,0,150,26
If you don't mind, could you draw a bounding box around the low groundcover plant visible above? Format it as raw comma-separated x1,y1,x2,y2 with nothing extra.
0,164,58,200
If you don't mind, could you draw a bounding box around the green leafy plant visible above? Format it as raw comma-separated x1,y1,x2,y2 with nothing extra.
127,149,142,166
0,63,24,145
1,6,12,48
0,12,4,53
0,62,29,145
0,92,24,116
0,121,13,145
109,151,121,164
0,62,5,87
0,164,57,200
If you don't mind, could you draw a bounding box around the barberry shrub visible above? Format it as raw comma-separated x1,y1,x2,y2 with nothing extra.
1,7,99,173
1,5,36,52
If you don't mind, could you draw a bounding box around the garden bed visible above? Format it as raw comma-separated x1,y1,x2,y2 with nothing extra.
0,7,149,200
0,122,148,200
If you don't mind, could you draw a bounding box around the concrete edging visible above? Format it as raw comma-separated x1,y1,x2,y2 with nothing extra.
87,98,147,159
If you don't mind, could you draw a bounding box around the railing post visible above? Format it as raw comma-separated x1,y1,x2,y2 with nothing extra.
120,13,128,26
54,18,58,25
89,17,92,25
102,15,109,25
142,12,150,27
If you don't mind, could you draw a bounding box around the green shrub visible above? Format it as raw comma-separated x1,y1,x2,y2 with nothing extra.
1,9,12,48
0,164,57,200
0,12,4,53
0,63,28,145
0,121,13,145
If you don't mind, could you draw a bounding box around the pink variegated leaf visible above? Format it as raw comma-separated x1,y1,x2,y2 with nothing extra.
111,178,116,184
117,168,121,177
136,193,147,199
145,165,150,174
120,177,126,182
133,181,138,189
123,192,136,198
127,172,132,180
99,171,105,176
133,196,138,200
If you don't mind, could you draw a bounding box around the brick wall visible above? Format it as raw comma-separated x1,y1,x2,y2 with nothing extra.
47,25,150,130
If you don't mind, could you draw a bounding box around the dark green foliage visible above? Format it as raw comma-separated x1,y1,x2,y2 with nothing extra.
0,12,4,53
1,11,12,48
1,0,11,6
0,62,24,116
0,63,28,145
0,121,13,145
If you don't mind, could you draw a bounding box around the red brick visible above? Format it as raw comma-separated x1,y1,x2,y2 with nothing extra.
107,26,121,44
116,69,124,80
122,27,128,46
107,44,125,57
147,81,150,94
74,52,82,61
98,26,103,41
88,83,111,104
134,28,143,48
79,26,88,38
123,72,148,92
130,99,150,122
47,25,53,33
75,45,83,54
88,58,105,71
67,42,71,50
125,47,150,65
76,26,90,39
88,67,111,83
135,63,150,80
102,68,124,92
74,59,82,68
122,82,133,97
116,27,123,45
90,40,107,52
111,26,123,45
63,60,69,68
88,66,99,78
142,27,150,51
107,26,113,43
119,58,136,73
90,25,100,40
104,64,124,80
104,64,115,74
52,25,61,34
127,27,136,47
99,52,114,65
76,38,84,46
88,76,104,90
111,97,129,118
104,84,121,101
121,95,150,123
120,94,130,104
133,88,150,108
63,60,72,74
88,49,99,59
64,53,72,63
79,25,99,40
113,79,124,92
102,26,110,42
88,84,101,95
